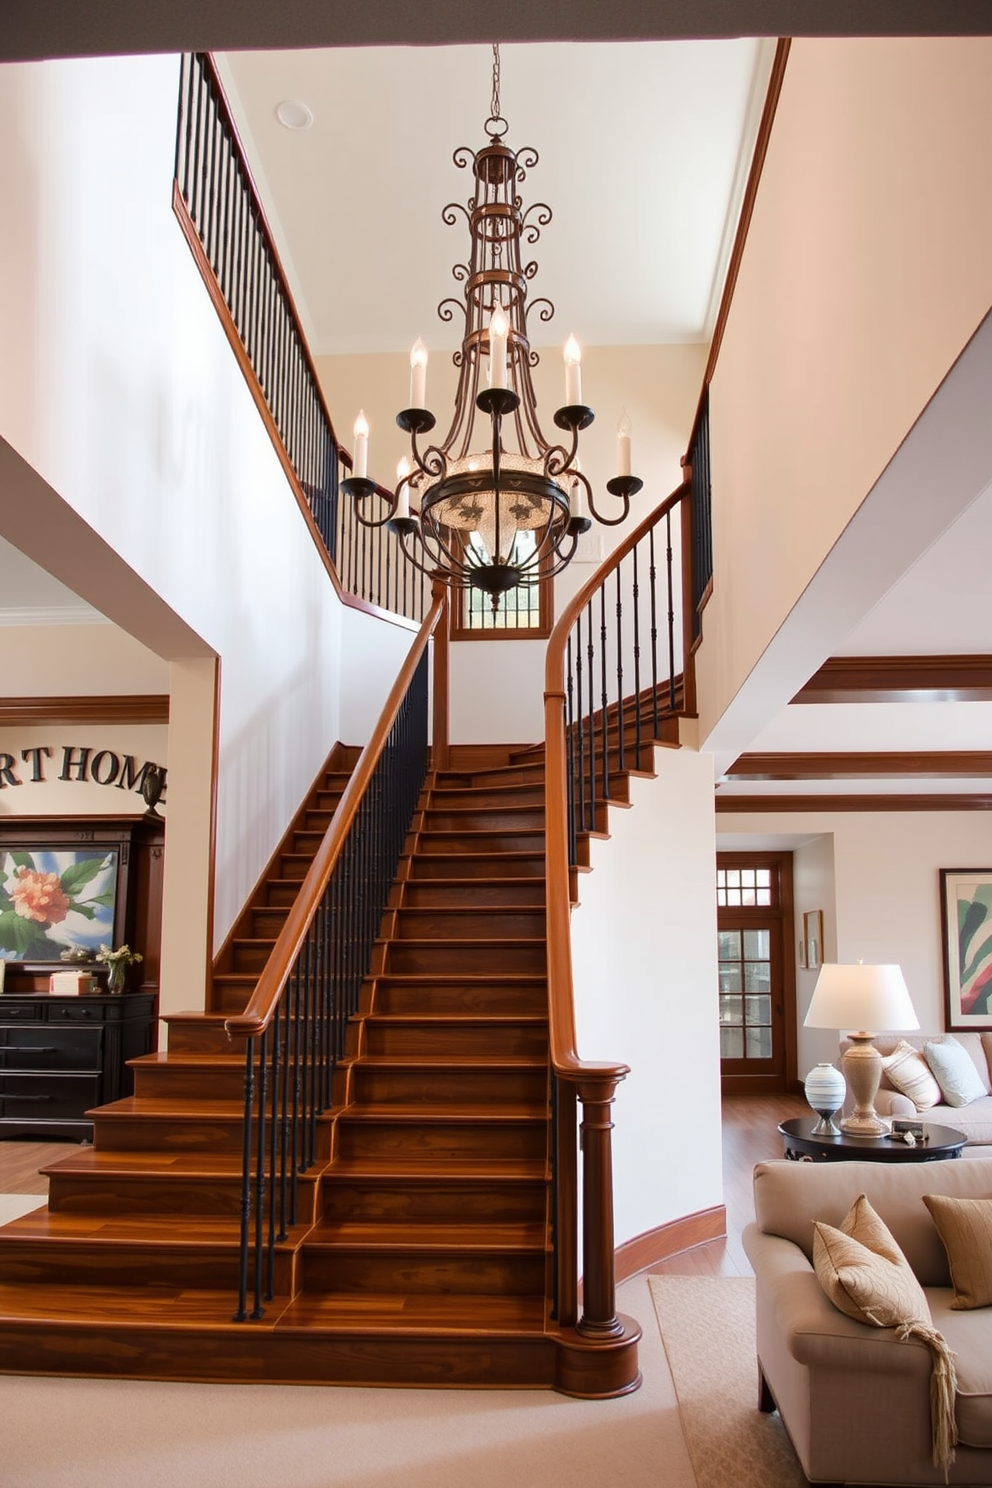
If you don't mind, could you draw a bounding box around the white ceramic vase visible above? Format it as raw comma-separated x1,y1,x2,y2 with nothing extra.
804,1062,847,1136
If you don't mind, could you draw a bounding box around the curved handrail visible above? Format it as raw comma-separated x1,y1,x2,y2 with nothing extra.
543,481,690,1082
226,587,446,1040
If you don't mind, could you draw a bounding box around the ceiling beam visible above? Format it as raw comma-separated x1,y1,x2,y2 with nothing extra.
4,0,992,63
792,654,992,703
715,792,992,812
723,751,992,779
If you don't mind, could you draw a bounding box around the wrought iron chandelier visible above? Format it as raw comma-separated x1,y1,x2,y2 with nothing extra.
341,45,642,606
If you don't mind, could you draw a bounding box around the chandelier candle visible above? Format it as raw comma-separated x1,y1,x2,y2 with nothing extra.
353,410,369,480
410,340,428,408
564,336,582,406
617,410,632,478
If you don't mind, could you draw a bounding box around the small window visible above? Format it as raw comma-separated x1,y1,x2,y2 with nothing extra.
450,531,553,641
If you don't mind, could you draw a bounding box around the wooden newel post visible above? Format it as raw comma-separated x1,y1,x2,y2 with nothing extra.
576,1074,625,1338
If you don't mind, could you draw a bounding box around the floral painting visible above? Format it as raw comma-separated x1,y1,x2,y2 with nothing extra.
0,848,119,963
941,869,992,1029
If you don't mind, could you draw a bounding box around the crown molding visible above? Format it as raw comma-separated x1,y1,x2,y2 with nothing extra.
0,696,169,726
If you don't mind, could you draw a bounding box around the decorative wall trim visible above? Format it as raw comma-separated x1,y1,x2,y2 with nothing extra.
792,654,992,704
725,751,992,780
0,696,170,725
716,793,992,813
613,1206,727,1284
0,606,108,627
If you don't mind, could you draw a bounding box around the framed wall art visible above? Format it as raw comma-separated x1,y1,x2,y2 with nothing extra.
803,910,824,972
940,869,992,1030
0,844,122,964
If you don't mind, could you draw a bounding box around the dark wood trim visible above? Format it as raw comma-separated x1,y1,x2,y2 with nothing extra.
0,696,169,725
717,849,798,1093
725,751,992,780
613,1206,726,1284
716,792,992,812
793,654,992,704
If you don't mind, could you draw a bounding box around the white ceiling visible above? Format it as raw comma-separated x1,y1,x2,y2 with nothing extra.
218,40,772,355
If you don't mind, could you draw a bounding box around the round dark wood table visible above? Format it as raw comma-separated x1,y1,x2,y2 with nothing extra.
779,1116,968,1163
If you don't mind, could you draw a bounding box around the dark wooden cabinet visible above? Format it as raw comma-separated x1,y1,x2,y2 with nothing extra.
0,992,156,1140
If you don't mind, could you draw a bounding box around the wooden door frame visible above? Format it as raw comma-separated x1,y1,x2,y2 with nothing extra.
717,850,799,1096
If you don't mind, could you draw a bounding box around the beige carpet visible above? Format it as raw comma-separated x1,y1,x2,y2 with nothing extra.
0,1272,696,1488
649,1275,807,1488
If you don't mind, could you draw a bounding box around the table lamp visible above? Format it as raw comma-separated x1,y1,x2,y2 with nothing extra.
803,962,919,1136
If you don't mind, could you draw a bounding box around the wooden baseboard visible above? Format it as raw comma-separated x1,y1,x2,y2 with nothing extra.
614,1206,727,1283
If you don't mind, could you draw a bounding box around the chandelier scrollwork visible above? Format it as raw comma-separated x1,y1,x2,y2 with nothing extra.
341,44,643,606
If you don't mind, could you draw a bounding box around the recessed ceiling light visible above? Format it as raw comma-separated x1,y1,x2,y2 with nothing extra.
276,100,313,131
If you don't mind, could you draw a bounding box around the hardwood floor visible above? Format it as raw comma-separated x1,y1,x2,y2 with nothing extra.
0,1093,806,1282
648,1091,807,1278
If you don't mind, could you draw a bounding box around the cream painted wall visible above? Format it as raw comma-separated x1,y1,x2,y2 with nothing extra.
0,623,169,694
569,746,722,1247
339,605,417,746
317,345,705,743
720,811,992,1075
698,37,992,747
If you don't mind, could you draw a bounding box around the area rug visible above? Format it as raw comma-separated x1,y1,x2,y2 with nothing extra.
649,1275,806,1488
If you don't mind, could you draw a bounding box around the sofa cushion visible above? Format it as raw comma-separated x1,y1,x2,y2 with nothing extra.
813,1193,931,1326
753,1157,992,1284
923,1195,992,1309
882,1039,942,1109
930,1290,992,1449
926,1037,989,1107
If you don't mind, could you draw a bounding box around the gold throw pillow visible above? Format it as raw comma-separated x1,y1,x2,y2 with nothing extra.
813,1192,931,1326
923,1194,992,1310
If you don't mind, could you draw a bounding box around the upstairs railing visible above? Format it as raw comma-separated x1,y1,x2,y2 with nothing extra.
543,475,698,1337
224,587,447,1321
173,52,428,625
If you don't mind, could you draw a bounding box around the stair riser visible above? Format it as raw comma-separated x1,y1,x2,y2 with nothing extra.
431,789,544,810
409,855,545,880
301,1251,545,1296
131,1066,247,1101
402,881,545,908
91,1118,311,1158
371,983,547,1016
212,982,257,1015
364,1026,548,1059
351,1067,547,1106
422,810,545,832
250,909,290,938
0,1244,296,1294
417,834,544,856
320,1180,547,1225
165,1022,247,1056
264,881,304,908
0,1325,558,1389
383,944,545,975
334,1122,547,1162
441,765,545,788
233,944,276,973
46,1176,319,1223
392,912,545,941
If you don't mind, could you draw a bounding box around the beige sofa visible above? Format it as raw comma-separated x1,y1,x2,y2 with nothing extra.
743,1157,992,1486
842,1032,992,1147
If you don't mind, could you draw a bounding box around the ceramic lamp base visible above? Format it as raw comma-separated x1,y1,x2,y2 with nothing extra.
839,1034,890,1135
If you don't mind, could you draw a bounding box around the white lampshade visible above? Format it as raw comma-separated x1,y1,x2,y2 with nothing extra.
804,963,919,1033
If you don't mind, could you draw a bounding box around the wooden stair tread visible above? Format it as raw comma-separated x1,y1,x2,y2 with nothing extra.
129,1053,243,1070
338,1104,546,1123
92,1097,245,1119
41,1149,251,1178
278,1292,546,1333
0,1282,278,1327
0,1212,263,1245
351,1056,546,1069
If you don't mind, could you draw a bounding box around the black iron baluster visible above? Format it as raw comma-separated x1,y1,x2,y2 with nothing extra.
585,599,596,835
615,566,624,776
574,611,585,844
649,527,659,739
251,1027,268,1319
565,634,577,870
234,1032,256,1321
632,544,642,759
666,509,676,712
599,584,609,805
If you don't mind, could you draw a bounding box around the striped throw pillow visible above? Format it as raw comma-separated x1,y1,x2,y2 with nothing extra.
882,1040,941,1110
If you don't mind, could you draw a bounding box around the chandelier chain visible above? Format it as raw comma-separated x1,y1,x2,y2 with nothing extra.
491,43,500,122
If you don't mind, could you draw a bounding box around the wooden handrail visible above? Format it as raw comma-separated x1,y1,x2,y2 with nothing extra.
226,585,447,1039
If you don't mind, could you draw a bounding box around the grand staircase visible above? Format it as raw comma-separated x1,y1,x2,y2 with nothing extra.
0,742,643,1389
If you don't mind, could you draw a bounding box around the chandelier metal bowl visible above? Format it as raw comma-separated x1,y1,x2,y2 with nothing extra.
340,46,642,606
